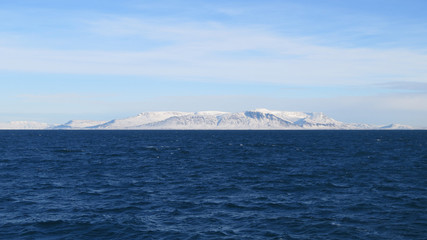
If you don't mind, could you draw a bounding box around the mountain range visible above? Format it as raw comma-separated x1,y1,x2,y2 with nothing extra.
0,109,416,130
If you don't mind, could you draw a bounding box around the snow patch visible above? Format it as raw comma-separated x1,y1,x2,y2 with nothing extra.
380,124,414,129
53,120,107,129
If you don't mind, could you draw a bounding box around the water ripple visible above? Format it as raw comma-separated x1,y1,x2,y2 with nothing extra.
0,130,426,239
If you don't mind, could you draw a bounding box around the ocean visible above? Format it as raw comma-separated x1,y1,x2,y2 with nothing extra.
0,130,426,239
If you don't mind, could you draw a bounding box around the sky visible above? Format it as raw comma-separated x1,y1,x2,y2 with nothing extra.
1,0,427,127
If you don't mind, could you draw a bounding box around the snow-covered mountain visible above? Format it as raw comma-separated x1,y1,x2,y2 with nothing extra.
52,120,108,129
95,111,192,129
50,109,414,130
0,109,418,130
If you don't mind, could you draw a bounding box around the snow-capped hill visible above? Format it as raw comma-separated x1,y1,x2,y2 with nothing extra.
95,111,192,129
271,111,311,123
217,111,293,129
251,109,335,126
195,111,228,116
52,120,107,129
294,112,345,128
2,109,417,130
0,121,51,129
249,109,343,128
145,114,220,129
52,109,416,130
380,124,414,130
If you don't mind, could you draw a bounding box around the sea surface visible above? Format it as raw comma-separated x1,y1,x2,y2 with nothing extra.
0,130,426,239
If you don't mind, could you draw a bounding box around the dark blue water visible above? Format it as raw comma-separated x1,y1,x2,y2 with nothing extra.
0,130,426,239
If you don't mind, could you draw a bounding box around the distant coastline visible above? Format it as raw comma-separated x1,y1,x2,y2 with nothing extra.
0,109,419,130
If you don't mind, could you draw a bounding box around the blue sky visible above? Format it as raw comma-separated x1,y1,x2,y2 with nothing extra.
1,0,427,126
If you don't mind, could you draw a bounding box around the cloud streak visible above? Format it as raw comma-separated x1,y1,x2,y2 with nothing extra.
1,16,427,87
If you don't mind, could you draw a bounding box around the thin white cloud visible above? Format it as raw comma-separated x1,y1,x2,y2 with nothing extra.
215,8,244,16
1,16,427,86
17,93,116,102
376,81,427,92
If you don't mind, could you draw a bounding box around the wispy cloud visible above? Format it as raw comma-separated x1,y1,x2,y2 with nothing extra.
17,93,116,102
376,81,427,93
1,16,427,87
